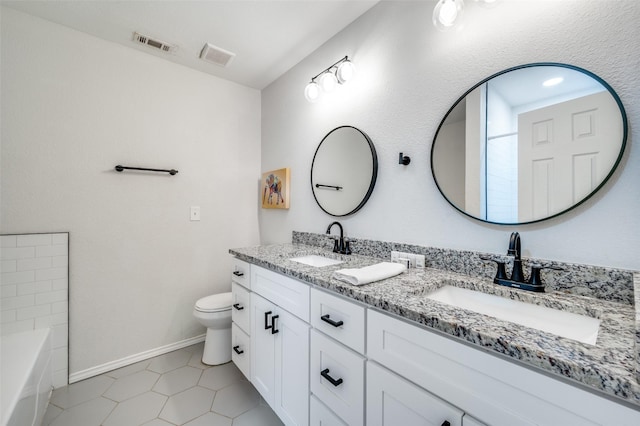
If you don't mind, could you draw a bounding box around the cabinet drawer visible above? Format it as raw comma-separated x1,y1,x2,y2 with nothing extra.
232,324,250,380
310,395,347,426
367,361,463,426
311,288,365,354
231,282,250,334
231,258,251,289
251,265,310,322
310,329,365,426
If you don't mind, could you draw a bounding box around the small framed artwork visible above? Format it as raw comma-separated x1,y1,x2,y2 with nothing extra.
261,167,290,209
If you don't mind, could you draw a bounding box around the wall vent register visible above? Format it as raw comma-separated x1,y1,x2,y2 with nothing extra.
133,32,177,53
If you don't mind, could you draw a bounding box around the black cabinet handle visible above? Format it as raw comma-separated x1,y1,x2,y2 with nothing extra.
321,314,344,328
320,368,343,387
271,315,280,334
264,311,273,330
233,271,244,277
441,422,451,426
233,303,244,311
233,345,244,355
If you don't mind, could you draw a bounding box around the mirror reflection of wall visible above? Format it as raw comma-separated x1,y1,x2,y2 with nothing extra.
432,64,627,225
311,126,378,217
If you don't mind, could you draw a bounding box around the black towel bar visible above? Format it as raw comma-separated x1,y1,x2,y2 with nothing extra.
115,165,178,175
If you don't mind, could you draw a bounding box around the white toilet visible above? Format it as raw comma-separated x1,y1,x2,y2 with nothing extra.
193,292,233,365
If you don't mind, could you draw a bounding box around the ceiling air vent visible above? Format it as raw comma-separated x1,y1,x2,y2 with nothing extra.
200,43,236,67
133,32,177,54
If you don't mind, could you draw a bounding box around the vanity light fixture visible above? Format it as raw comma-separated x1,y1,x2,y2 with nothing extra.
304,56,355,102
432,0,465,31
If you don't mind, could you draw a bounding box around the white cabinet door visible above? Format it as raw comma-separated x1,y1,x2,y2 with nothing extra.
310,395,347,426
250,293,276,403
310,330,364,426
251,292,310,426
462,415,487,426
231,323,250,380
231,258,251,289
232,282,251,334
367,361,463,426
274,308,310,426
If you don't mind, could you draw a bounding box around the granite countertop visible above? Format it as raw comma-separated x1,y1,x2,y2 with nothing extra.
230,243,640,408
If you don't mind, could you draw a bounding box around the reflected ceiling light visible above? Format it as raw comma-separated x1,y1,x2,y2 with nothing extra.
433,0,465,31
474,0,500,7
543,77,564,87
304,56,355,102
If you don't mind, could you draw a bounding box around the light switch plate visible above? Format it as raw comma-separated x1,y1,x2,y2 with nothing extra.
190,206,201,221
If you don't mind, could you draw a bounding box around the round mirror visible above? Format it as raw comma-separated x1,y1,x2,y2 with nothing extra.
311,126,378,216
431,63,627,225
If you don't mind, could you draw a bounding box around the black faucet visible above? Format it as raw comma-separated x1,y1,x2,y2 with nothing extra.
326,221,351,255
482,232,561,293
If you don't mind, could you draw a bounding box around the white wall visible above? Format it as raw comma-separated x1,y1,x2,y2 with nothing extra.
261,0,640,270
1,8,261,375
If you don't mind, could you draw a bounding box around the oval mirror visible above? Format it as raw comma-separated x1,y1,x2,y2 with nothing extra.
311,126,378,216
431,63,627,225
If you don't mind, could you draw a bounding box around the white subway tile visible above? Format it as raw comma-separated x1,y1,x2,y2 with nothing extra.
35,312,67,328
1,294,35,310
52,278,68,291
17,304,51,320
35,290,67,305
18,281,52,296
1,236,17,248
1,285,16,298
35,245,67,257
52,324,68,348
1,309,16,323
52,256,68,268
52,234,68,245
1,319,34,335
17,234,52,247
17,256,52,271
1,260,17,273
1,270,35,285
1,246,35,260
35,267,67,281
52,300,68,314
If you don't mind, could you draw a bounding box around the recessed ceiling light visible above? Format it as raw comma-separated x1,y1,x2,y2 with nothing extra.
543,77,564,87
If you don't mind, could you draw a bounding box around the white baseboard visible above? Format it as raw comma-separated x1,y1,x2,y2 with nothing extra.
69,334,206,384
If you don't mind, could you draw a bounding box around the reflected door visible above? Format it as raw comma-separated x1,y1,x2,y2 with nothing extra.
518,91,621,222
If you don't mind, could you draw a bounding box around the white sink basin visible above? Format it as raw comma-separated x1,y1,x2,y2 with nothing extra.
427,285,600,345
289,255,343,267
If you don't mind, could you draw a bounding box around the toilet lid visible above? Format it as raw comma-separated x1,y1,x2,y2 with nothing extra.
195,292,232,313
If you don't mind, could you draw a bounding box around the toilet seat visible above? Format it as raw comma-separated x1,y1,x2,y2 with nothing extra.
195,292,232,313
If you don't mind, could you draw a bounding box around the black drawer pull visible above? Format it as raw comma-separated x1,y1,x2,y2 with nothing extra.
271,315,280,334
233,271,244,277
321,368,343,387
233,345,244,355
233,303,244,311
321,314,344,328
265,311,273,330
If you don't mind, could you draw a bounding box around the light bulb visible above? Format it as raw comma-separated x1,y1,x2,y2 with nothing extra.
304,81,320,102
336,60,355,84
433,0,464,31
319,71,338,92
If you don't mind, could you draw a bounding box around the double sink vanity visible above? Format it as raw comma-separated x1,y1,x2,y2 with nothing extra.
233,62,636,424
228,231,640,426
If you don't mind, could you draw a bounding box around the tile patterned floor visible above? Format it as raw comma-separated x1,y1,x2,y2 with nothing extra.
42,343,284,426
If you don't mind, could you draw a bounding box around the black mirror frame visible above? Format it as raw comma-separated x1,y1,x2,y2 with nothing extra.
311,125,379,217
430,62,628,225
